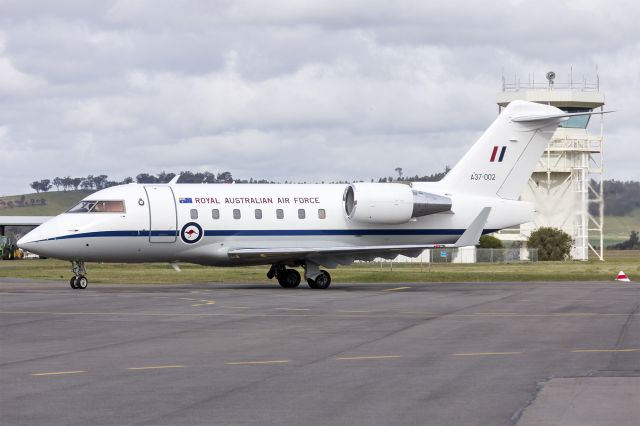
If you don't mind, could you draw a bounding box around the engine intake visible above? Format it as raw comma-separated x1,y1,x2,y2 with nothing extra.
343,183,452,224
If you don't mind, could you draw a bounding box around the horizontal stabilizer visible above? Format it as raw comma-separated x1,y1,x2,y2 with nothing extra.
511,110,613,123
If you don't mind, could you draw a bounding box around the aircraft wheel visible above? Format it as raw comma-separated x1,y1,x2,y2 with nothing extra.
307,270,331,289
70,277,78,289
278,269,301,288
75,275,88,289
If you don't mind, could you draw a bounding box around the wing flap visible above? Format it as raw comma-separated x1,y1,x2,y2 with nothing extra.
227,207,492,262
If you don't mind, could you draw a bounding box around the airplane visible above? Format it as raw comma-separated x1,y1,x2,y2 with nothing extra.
18,100,605,290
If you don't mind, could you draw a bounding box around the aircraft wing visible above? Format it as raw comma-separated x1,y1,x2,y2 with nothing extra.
227,207,491,266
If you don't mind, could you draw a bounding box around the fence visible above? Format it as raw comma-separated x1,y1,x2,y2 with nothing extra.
367,247,538,266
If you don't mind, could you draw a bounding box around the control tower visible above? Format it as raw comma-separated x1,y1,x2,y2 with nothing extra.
496,70,605,260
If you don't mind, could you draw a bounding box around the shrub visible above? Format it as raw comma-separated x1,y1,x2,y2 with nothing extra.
527,227,573,261
478,235,503,248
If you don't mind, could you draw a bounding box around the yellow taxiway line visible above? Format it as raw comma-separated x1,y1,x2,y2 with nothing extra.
335,355,402,361
127,365,185,370
571,348,640,353
32,370,86,376
273,308,310,311
453,352,521,356
225,360,290,365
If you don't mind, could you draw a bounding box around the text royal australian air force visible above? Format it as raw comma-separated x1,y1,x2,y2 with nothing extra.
180,196,322,205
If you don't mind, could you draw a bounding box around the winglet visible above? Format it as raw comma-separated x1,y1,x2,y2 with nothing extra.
168,174,180,185
454,207,491,247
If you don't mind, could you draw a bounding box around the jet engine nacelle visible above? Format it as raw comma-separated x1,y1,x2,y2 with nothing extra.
343,183,452,225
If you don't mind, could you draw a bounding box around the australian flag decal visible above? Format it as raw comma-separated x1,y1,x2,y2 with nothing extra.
179,197,193,204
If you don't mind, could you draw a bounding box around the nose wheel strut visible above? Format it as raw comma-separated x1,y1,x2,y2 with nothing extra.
70,261,88,289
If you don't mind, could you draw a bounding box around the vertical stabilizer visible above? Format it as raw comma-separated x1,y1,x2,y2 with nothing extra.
442,101,564,200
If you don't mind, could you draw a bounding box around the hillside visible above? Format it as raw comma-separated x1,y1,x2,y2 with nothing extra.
599,208,640,247
0,191,90,216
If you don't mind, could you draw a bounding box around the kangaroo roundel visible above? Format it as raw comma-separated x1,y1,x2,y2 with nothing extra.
180,222,203,244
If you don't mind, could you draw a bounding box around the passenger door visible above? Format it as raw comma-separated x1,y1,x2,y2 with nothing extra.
144,186,177,243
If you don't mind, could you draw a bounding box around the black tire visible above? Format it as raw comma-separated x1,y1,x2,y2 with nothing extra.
70,277,78,289
278,269,301,288
76,276,88,289
308,271,331,289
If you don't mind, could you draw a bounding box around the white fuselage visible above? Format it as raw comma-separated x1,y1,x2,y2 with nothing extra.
19,182,533,266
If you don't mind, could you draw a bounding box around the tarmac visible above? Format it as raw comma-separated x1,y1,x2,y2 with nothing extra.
1,278,638,425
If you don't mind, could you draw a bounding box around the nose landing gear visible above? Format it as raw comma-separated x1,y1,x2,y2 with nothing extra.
69,261,88,289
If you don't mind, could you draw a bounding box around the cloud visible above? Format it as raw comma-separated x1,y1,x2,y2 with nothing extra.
0,34,43,93
0,0,638,196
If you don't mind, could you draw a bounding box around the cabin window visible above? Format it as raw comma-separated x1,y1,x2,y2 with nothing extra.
212,209,220,220
276,209,284,219
67,200,125,213
318,209,326,219
233,209,241,219
298,209,306,219
255,209,262,219
190,209,198,220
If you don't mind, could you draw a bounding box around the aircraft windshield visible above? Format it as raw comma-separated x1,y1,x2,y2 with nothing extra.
67,200,125,213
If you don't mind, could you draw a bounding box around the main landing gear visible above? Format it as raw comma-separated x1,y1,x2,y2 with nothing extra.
69,261,88,289
267,262,332,289
268,264,301,288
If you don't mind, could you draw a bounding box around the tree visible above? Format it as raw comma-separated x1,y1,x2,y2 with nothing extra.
608,230,640,250
136,173,158,184
157,171,176,183
30,181,42,193
39,179,52,192
92,175,108,190
81,177,94,190
62,176,73,191
395,167,403,180
478,235,503,248
527,227,573,261
71,178,83,190
217,171,233,183
52,177,63,191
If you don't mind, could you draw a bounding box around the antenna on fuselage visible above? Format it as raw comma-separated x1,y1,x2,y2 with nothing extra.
168,174,180,185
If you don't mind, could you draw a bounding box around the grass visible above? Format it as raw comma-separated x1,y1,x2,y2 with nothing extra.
1,250,638,284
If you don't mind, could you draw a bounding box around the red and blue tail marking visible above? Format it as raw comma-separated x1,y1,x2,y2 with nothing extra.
490,146,507,162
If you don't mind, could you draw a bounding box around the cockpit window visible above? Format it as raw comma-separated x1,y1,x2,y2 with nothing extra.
92,201,126,212
67,201,97,213
67,200,125,213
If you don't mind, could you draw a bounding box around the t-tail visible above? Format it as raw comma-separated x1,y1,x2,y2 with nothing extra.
441,100,606,200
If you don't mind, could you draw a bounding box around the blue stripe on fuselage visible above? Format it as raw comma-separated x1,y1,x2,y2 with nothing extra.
35,228,499,242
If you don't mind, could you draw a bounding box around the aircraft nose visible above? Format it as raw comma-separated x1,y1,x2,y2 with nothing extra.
17,233,37,252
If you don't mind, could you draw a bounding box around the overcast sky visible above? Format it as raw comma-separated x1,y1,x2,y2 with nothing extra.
1,0,638,195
